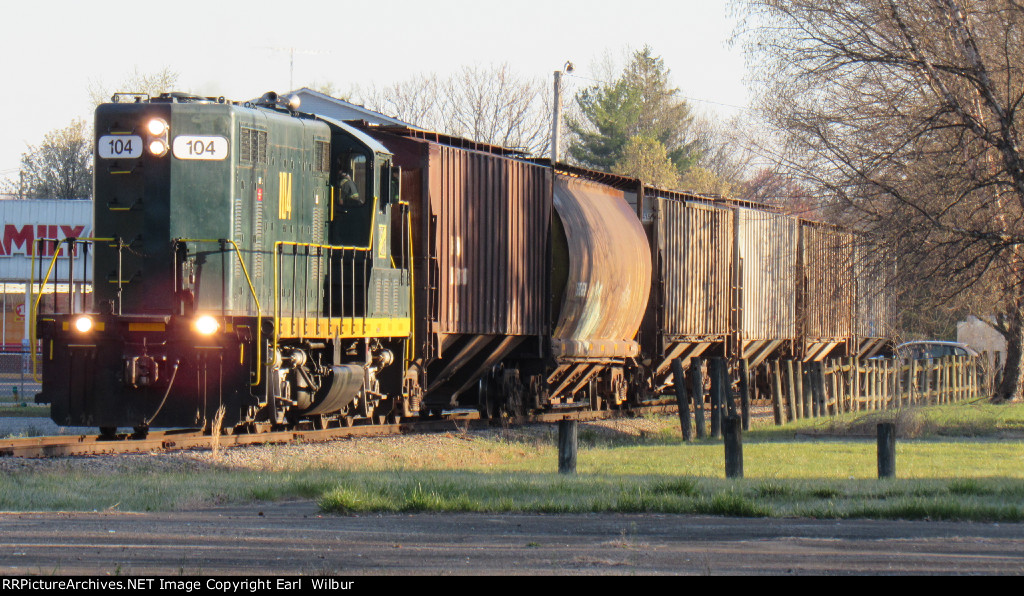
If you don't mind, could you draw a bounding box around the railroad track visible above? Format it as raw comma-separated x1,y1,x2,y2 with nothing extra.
0,402,679,458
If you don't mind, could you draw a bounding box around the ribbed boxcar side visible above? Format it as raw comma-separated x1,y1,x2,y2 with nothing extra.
735,207,799,364
363,130,552,409
431,144,549,337
798,222,856,361
646,196,734,388
855,248,896,356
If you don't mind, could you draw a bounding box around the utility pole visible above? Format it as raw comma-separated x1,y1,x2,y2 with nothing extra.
549,61,574,164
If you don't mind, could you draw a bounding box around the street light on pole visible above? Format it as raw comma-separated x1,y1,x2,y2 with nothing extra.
550,61,574,165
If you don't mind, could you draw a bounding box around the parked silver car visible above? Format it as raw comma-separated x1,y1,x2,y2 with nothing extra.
895,341,979,360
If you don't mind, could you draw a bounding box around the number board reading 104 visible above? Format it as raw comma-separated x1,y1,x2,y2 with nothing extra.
172,136,229,160
98,135,144,159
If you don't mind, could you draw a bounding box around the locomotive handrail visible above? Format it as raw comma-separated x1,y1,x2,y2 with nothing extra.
271,240,373,359
176,238,263,386
29,237,115,381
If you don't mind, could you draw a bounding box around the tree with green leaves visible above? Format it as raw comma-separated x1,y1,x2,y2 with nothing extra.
567,46,703,183
2,119,92,200
611,135,680,188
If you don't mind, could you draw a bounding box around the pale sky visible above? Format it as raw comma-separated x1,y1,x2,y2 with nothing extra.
0,0,750,185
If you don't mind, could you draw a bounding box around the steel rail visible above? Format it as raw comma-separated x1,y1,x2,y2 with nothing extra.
0,401,679,458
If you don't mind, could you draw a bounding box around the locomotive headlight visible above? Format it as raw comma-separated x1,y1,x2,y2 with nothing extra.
194,315,220,336
148,139,168,156
73,315,93,333
146,118,168,136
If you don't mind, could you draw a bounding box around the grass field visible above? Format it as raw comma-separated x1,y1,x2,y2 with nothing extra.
1,400,1022,520
0,403,49,418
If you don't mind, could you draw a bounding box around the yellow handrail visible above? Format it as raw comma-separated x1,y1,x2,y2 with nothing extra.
272,240,373,360
29,237,115,381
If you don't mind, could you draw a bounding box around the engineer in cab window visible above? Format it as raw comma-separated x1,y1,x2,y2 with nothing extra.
335,166,362,206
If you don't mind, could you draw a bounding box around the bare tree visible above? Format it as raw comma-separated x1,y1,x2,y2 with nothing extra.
358,75,445,130
442,64,551,155
357,64,551,156
88,67,181,105
737,0,1024,400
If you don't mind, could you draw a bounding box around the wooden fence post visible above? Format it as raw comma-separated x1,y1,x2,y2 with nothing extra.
867,360,876,410
739,359,751,431
829,359,840,415
896,358,904,407
772,360,784,425
910,358,919,404
813,361,828,416
785,359,797,422
803,361,814,418
690,358,706,439
981,351,990,397
558,419,578,475
724,415,743,479
923,359,933,405
880,360,888,411
710,358,724,439
940,357,946,403
877,422,896,479
972,356,979,399
852,357,861,412
671,359,692,442
797,360,809,419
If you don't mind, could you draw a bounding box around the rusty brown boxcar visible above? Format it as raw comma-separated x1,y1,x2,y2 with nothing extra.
362,126,552,411
643,193,735,389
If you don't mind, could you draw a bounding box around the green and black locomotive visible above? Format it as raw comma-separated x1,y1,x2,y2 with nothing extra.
37,92,413,433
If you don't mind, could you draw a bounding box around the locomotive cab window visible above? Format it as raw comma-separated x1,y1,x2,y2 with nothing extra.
333,153,367,206
329,151,374,247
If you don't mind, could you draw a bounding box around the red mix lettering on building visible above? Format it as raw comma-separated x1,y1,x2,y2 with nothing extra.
0,225,89,257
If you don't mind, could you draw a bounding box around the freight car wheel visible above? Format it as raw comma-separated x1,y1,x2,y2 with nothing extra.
588,379,603,411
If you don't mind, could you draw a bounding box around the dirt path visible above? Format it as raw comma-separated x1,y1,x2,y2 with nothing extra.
2,502,1022,575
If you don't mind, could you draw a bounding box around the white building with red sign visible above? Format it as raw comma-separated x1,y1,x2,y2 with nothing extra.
1,198,92,350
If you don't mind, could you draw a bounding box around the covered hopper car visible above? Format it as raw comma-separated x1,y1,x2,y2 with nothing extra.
32,92,893,434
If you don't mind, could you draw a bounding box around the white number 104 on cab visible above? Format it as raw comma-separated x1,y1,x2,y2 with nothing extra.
172,135,229,160
98,135,143,159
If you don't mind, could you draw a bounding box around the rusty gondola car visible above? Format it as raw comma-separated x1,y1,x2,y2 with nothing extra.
32,92,892,434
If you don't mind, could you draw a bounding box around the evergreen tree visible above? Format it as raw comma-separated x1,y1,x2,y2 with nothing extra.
568,47,703,182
